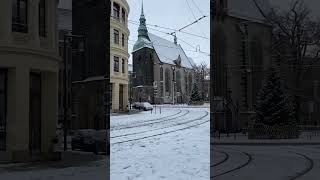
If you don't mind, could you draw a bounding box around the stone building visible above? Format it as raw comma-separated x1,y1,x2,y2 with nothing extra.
211,0,273,131
110,0,130,112
70,0,109,130
0,0,60,162
132,5,196,104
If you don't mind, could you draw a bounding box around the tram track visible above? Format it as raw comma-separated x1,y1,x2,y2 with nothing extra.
111,111,208,138
210,147,253,179
111,111,209,145
111,109,189,131
288,151,314,180
211,150,229,167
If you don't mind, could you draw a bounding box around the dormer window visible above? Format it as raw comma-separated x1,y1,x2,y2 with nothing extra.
12,0,28,33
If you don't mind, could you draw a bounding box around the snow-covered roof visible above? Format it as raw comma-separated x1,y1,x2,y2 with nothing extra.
227,0,271,23
148,33,195,69
132,37,154,52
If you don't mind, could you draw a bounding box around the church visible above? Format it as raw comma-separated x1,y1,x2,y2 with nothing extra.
132,4,196,104
211,0,273,131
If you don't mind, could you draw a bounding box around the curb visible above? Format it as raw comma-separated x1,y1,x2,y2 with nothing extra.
211,142,320,146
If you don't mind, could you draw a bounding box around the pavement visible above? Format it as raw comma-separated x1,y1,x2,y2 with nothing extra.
211,132,320,145
0,151,106,173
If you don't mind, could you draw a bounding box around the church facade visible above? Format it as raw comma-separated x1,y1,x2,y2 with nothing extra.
211,0,273,131
132,5,196,104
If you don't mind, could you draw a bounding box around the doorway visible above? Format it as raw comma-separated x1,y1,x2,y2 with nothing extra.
29,73,41,154
119,84,123,110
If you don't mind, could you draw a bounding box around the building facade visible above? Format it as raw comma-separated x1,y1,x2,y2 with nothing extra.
211,0,273,131
132,5,195,104
110,0,130,112
0,0,60,162
70,0,109,130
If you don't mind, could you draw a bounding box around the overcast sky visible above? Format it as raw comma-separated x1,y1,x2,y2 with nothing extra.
127,0,210,66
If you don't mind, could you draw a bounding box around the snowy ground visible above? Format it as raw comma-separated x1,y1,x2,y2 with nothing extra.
110,107,210,180
211,145,320,180
0,153,108,180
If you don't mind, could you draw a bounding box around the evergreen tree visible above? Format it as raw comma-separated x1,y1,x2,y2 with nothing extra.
190,83,202,103
253,66,296,126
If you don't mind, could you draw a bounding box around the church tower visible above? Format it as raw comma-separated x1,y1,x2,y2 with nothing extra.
132,1,155,96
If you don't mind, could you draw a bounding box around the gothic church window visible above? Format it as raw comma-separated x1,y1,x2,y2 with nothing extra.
165,68,171,95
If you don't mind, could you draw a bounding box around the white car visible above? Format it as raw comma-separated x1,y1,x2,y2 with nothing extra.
141,102,153,111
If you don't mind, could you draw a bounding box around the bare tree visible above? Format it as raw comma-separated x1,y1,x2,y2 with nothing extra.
193,61,209,101
253,0,320,123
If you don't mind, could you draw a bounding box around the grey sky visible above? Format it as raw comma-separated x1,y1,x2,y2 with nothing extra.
127,0,210,66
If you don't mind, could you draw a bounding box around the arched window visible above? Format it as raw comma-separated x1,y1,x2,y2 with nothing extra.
165,68,171,95
176,70,181,93
188,73,193,94
185,73,188,95
160,66,163,81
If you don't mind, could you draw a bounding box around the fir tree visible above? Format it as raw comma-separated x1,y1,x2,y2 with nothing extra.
190,83,202,103
253,66,296,126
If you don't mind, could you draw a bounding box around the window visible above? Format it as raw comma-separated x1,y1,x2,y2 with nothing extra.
113,2,120,19
38,0,46,37
165,69,171,94
160,67,163,81
0,70,7,151
12,0,28,33
176,71,181,93
122,8,126,23
114,29,119,44
114,57,119,72
122,59,125,73
122,34,125,47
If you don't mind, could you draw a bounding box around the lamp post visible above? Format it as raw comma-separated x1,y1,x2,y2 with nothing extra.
63,32,86,151
129,71,136,110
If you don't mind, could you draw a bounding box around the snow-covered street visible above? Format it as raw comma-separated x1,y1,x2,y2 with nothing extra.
211,145,320,180
110,107,210,180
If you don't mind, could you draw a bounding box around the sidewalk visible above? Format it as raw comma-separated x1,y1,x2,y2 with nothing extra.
111,109,141,116
0,151,106,173
211,133,320,145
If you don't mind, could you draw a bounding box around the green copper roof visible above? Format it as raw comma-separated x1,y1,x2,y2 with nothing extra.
133,1,154,52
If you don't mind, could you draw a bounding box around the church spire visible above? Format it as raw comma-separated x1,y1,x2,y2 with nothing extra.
138,0,149,39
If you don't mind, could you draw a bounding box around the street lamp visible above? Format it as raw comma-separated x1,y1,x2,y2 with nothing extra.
129,71,136,110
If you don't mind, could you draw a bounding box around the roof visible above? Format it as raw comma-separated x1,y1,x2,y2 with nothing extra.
227,0,271,23
132,37,154,52
147,33,195,69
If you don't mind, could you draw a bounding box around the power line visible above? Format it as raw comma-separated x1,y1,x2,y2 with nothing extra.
170,15,207,35
127,19,209,40
185,0,197,21
190,0,205,16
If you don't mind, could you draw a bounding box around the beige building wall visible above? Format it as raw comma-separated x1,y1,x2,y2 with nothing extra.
110,0,130,112
0,0,60,162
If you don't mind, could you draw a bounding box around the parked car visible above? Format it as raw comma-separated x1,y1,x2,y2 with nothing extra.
71,129,109,155
141,102,153,111
132,102,141,109
132,102,153,111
